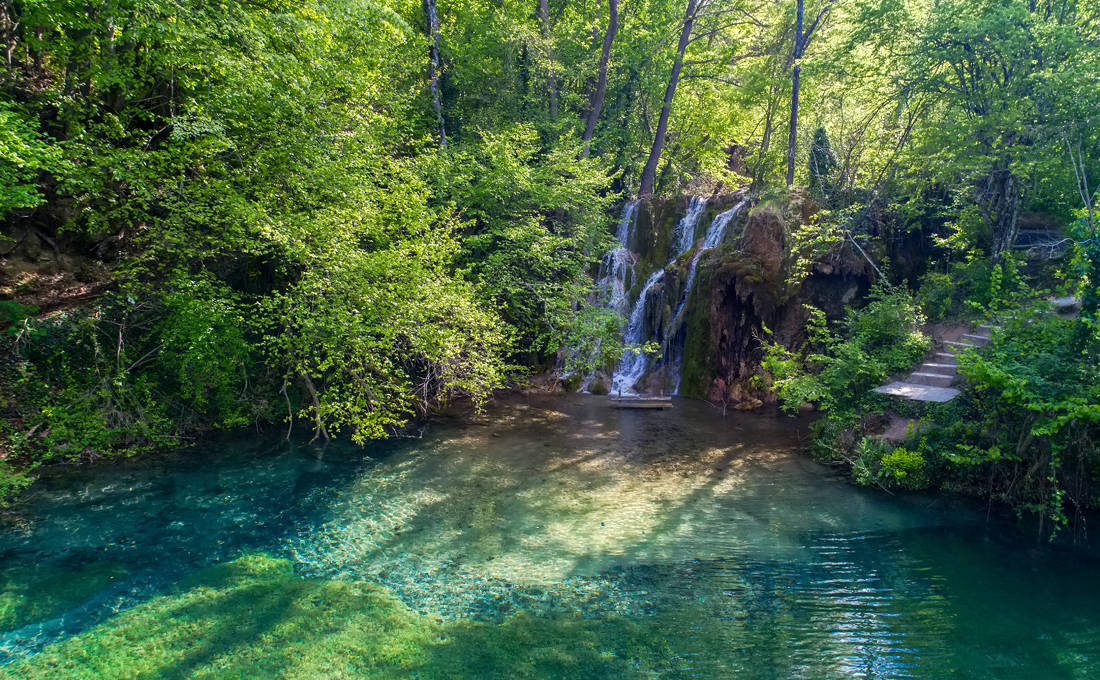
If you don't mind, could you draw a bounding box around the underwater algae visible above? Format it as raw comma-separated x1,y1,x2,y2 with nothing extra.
0,554,669,680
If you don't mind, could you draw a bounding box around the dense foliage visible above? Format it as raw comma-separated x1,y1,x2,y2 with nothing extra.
770,259,1100,537
0,0,622,497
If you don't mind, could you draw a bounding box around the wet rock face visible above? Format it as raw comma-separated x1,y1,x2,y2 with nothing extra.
664,190,872,406
738,204,786,285
592,190,871,404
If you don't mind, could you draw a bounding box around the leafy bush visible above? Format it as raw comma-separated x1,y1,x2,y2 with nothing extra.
946,308,1100,532
429,127,618,366
0,463,31,507
766,283,930,416
879,447,929,490
0,300,38,333
916,257,993,322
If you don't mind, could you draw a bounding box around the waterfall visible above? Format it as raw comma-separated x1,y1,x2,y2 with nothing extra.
673,196,709,257
610,270,664,395
581,195,745,396
672,199,750,327
607,196,709,395
599,200,640,315
666,198,750,393
578,200,640,392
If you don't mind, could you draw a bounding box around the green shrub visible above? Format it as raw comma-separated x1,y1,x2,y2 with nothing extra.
766,283,930,417
0,300,38,332
880,447,929,490
916,257,993,322
0,463,31,507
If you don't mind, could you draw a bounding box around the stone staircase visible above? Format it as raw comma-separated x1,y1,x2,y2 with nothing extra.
873,324,996,403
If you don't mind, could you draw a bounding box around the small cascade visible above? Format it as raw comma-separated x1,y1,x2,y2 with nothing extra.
581,195,747,396
578,200,640,392
607,196,708,395
673,199,749,321
666,199,750,393
610,270,664,395
673,196,709,257
600,200,641,314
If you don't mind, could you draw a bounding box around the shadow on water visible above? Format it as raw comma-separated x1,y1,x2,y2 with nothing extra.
0,393,1099,678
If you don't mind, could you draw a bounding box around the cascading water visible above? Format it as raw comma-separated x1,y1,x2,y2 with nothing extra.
578,200,640,392
666,198,750,393
607,196,709,395
610,270,664,395
674,199,749,320
673,196,709,257
601,200,641,314
584,195,742,395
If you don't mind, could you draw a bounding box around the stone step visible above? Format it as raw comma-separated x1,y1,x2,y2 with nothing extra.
943,340,976,352
907,372,957,387
976,324,999,334
1051,295,1081,312
933,352,957,364
918,362,957,376
959,333,991,346
873,382,960,403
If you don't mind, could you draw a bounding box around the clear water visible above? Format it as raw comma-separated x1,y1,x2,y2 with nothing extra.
1,395,1098,678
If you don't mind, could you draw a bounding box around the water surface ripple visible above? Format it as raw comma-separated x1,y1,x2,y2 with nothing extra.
0,395,1097,678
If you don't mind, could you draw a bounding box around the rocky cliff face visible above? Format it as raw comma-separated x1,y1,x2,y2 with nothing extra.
587,189,873,409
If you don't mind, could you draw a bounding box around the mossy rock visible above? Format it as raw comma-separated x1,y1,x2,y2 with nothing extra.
561,372,583,392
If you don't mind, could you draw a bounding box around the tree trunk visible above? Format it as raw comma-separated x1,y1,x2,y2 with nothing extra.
538,0,559,121
424,0,447,148
785,0,805,186
639,0,697,197
991,172,1021,258
785,0,829,186
753,88,777,191
785,64,800,186
581,0,618,157
299,373,330,443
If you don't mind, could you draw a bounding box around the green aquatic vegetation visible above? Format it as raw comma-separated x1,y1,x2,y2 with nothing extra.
1,554,668,680
0,561,127,632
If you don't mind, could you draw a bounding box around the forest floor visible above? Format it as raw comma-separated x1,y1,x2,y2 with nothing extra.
0,252,112,321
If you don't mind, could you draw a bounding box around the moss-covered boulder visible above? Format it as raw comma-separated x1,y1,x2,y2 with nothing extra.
676,189,872,405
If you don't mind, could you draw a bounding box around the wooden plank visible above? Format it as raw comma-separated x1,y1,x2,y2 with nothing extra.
609,395,674,409
611,401,674,409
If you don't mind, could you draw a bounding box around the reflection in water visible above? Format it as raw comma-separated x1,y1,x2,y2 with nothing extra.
0,395,1098,678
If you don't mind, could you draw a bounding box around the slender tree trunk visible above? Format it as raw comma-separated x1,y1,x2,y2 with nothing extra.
538,0,559,121
785,63,800,186
785,0,804,186
299,373,330,443
639,0,697,197
786,0,829,186
424,0,447,148
753,89,777,191
581,0,619,157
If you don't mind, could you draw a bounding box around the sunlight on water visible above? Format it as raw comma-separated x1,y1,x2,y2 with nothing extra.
0,395,1098,678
